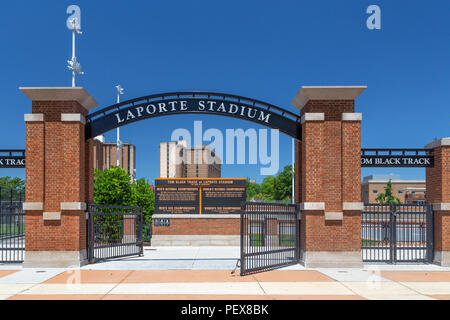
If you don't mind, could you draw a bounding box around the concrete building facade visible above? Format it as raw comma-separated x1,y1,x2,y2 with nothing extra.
91,136,136,180
160,141,221,178
362,174,426,204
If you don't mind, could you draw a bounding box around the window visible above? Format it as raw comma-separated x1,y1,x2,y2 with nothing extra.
373,190,378,194
398,190,403,194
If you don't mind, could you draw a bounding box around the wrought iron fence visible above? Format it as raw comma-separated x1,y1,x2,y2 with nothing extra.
0,212,25,263
362,203,433,263
0,186,25,263
87,204,143,263
240,202,300,276
0,186,24,214
143,217,152,245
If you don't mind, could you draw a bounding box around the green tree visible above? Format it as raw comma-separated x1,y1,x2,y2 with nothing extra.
131,178,155,215
131,178,155,242
246,179,261,200
375,180,401,204
261,175,276,200
0,177,25,192
93,167,156,242
93,167,133,206
274,165,292,201
0,176,25,201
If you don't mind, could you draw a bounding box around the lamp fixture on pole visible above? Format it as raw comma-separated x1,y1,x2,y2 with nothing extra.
66,5,84,87
116,85,124,167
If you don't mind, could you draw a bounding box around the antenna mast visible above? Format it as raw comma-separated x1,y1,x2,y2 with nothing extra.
66,5,84,87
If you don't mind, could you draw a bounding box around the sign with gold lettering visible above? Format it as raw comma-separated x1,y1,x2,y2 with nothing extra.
154,178,246,215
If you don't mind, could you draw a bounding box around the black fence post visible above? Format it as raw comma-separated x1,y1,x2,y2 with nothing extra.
240,201,245,276
427,204,434,263
139,207,144,256
295,204,300,263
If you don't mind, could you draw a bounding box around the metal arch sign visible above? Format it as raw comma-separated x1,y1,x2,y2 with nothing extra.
361,155,434,167
85,92,302,141
0,150,25,168
360,149,434,168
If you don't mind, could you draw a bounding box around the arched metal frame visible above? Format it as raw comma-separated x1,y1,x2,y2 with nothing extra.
85,92,302,141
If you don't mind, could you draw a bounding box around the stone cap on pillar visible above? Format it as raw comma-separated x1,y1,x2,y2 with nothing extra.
425,137,450,149
291,86,367,111
19,87,98,111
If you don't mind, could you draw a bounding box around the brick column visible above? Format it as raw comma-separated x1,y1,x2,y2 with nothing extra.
21,87,98,268
123,215,137,243
425,138,450,266
292,86,366,267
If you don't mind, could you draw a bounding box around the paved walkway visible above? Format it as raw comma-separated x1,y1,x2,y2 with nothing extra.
2,247,450,300
1,269,450,300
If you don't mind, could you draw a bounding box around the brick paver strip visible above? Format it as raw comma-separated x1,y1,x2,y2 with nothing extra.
378,271,450,282
43,270,335,284
122,270,334,283
8,294,106,300
103,294,364,300
9,294,365,300
0,271,19,279
44,270,133,284
253,270,334,282
429,295,450,300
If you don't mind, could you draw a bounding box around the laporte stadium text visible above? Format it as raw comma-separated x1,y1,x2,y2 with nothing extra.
114,99,272,125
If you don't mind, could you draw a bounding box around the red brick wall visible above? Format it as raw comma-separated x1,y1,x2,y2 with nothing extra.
426,146,450,204
153,218,240,235
85,140,95,203
302,100,354,120
427,145,450,252
298,99,361,252
26,213,86,251
301,121,324,202
25,122,44,203
323,121,342,211
25,100,88,252
342,121,361,203
295,141,302,203
301,211,361,251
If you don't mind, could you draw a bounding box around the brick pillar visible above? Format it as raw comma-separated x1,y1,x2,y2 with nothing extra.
123,215,137,243
21,87,98,268
425,138,450,266
292,86,366,267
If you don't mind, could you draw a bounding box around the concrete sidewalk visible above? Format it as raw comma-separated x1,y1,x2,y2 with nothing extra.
1,269,450,300
1,246,450,300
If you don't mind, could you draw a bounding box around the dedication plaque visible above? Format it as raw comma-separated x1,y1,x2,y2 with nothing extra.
202,185,246,214
155,186,199,214
155,178,246,215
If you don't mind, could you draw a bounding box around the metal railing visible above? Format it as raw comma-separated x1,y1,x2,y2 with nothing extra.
87,204,144,263
362,203,433,263
0,186,25,263
0,186,24,214
240,202,300,276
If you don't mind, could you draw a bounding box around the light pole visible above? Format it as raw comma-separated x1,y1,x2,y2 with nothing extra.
66,5,84,87
116,85,124,167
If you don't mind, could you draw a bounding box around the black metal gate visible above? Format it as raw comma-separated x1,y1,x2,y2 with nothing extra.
362,203,433,263
87,204,143,263
0,186,25,263
240,202,300,276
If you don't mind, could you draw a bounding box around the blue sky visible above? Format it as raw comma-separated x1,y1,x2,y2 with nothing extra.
0,0,448,184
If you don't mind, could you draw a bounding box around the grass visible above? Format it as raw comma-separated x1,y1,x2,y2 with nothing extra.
0,224,24,237
249,234,264,247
